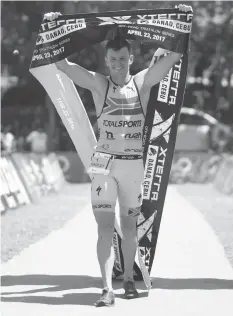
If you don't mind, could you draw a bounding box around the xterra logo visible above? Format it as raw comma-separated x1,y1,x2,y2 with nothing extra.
137,13,193,22
97,16,132,25
139,246,151,268
40,18,86,32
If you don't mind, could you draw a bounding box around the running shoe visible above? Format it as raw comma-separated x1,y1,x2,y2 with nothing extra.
95,288,115,307
123,280,139,299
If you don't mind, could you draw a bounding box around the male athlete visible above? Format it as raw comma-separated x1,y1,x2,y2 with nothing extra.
45,3,192,307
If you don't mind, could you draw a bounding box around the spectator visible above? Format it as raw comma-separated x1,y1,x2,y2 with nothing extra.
16,134,26,152
26,125,48,154
2,125,15,153
210,122,232,153
1,126,5,151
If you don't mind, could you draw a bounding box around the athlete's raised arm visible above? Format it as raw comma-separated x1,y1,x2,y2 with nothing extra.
43,12,107,94
135,50,181,91
56,58,106,93
134,4,192,92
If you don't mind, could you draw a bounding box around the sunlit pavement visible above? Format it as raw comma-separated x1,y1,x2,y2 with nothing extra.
1,185,233,316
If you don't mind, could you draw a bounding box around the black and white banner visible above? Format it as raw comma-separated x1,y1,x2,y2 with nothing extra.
30,8,193,282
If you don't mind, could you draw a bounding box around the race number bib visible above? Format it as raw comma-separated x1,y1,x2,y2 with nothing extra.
88,152,114,175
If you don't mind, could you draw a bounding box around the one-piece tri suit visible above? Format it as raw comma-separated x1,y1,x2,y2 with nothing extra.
91,76,145,216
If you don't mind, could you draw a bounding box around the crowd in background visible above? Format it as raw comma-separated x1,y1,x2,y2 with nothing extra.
1,1,233,154
1,122,48,154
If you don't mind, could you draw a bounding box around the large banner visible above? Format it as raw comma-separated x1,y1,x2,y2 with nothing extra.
11,153,44,202
1,152,65,213
11,153,65,201
29,8,193,284
0,155,31,212
56,151,90,183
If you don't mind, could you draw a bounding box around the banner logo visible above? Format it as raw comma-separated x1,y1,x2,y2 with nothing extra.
150,114,175,144
150,147,167,201
168,59,182,105
137,13,193,22
97,16,132,25
143,145,159,200
40,18,86,32
148,146,157,156
113,232,123,271
158,69,172,103
37,20,86,45
137,16,193,32
137,211,156,241
36,35,44,44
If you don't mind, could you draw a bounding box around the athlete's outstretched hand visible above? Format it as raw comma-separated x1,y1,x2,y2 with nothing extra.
43,12,62,21
176,4,193,13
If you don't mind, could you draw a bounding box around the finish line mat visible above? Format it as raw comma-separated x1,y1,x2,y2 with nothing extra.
29,8,193,287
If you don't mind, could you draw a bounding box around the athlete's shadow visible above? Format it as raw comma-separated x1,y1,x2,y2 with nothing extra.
2,274,232,306
138,277,233,290
1,274,147,306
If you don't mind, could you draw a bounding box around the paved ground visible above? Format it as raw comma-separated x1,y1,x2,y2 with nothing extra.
2,182,232,268
176,183,233,266
1,184,233,316
1,184,90,262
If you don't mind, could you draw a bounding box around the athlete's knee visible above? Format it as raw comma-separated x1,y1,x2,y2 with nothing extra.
97,224,114,243
93,207,115,236
120,211,138,240
92,201,116,222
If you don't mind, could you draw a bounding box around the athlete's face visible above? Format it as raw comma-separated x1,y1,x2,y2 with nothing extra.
105,47,133,76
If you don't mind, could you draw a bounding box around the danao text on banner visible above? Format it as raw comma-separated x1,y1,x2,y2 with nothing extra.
36,20,86,46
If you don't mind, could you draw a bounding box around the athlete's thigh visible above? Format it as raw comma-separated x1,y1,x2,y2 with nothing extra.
91,174,118,230
117,159,144,217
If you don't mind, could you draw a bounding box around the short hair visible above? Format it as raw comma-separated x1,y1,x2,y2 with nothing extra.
105,38,132,54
